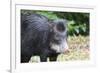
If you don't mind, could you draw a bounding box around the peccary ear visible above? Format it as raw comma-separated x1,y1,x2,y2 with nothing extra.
49,19,67,27
49,19,67,32
53,19,67,32
48,20,55,32
48,20,55,27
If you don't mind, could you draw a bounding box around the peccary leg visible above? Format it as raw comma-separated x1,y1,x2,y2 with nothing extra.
40,55,47,62
21,55,31,63
49,55,58,61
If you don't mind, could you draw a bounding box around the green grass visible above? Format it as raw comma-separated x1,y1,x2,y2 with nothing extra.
29,35,90,63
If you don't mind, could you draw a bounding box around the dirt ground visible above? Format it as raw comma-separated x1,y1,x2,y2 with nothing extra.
29,35,90,63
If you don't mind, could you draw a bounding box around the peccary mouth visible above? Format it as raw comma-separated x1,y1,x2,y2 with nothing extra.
50,41,68,53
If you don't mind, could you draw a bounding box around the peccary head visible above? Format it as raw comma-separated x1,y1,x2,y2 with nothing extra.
49,19,68,53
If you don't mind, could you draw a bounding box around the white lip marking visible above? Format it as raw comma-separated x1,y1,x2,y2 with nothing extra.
62,40,68,51
50,40,68,53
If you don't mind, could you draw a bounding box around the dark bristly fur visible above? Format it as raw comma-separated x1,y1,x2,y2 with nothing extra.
21,13,68,63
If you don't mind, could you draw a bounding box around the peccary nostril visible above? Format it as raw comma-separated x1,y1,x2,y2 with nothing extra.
64,48,70,54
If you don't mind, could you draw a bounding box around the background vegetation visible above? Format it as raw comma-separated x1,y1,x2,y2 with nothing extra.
21,10,90,36
21,10,90,62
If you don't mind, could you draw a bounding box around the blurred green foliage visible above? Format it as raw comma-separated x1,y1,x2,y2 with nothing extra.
21,10,89,36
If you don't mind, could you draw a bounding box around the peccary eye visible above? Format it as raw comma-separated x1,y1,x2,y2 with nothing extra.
56,23,65,32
